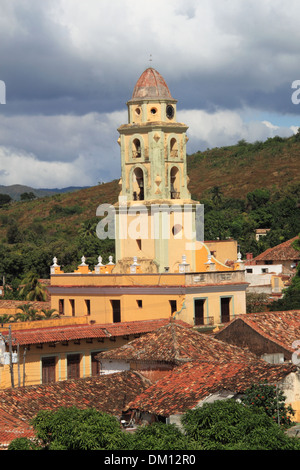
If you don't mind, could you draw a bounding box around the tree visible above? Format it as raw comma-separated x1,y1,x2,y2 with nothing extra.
7,437,39,450
40,308,59,319
242,382,295,428
20,192,36,201
0,193,12,207
18,272,47,301
181,399,300,450
126,422,200,450
27,407,128,450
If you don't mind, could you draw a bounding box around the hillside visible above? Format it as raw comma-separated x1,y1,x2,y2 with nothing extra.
187,135,300,200
0,134,299,284
0,184,89,200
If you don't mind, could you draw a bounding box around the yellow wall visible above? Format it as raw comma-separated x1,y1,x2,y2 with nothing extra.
51,293,183,324
0,335,134,389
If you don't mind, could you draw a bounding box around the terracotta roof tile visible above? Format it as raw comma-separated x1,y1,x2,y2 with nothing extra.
0,371,151,424
0,409,35,448
253,236,299,262
97,321,258,365
217,310,300,352
127,360,297,417
2,318,188,346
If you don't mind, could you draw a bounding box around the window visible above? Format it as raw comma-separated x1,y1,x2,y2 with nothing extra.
111,300,121,323
169,300,177,314
59,299,64,315
246,268,253,273
170,138,178,158
170,167,180,199
132,138,141,158
70,299,75,316
136,239,142,250
42,356,56,384
85,299,91,316
261,268,269,273
137,300,143,308
133,167,144,200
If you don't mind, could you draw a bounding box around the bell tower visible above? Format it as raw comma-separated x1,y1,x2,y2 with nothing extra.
114,68,200,273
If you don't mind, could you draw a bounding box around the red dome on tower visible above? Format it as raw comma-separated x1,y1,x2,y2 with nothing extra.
131,68,174,100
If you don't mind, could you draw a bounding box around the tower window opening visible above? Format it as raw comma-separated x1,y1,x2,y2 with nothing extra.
170,167,180,199
132,138,141,158
151,107,157,114
133,168,144,201
170,138,178,158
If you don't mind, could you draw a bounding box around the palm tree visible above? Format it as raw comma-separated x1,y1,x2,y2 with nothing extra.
40,308,59,319
18,272,47,302
0,314,16,325
16,304,42,322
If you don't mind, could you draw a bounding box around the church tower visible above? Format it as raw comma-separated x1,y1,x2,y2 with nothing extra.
114,67,201,274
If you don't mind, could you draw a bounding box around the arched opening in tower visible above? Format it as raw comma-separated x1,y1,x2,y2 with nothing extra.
170,138,178,158
133,167,144,201
132,138,142,158
170,167,180,199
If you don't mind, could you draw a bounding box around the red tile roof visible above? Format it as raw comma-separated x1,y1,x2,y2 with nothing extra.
0,409,35,449
0,370,151,448
97,321,259,365
217,310,300,353
253,236,299,262
127,360,297,417
2,318,189,346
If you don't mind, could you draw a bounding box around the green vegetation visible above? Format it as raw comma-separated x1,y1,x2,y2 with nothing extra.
0,136,298,308
8,388,300,450
0,305,59,324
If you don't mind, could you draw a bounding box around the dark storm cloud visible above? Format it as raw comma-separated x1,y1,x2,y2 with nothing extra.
0,0,299,188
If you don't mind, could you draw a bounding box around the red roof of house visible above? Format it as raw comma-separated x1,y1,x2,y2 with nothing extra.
127,360,297,417
0,409,35,449
216,310,300,353
3,318,189,346
252,236,299,262
0,370,151,448
97,321,258,365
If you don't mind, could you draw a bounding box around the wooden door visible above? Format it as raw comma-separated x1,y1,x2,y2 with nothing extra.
221,297,230,323
194,299,205,326
42,356,56,384
67,354,80,379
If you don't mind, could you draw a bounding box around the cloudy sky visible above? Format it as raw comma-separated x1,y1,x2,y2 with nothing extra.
0,0,299,189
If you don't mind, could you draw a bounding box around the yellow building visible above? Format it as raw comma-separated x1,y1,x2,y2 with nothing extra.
49,67,248,328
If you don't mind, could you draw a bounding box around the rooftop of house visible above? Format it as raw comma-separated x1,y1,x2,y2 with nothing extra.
252,236,299,262
0,408,35,449
126,360,297,417
97,320,259,365
2,317,190,347
215,310,300,353
0,370,151,447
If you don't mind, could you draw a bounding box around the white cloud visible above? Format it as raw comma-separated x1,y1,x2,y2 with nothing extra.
178,109,296,151
0,111,127,187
